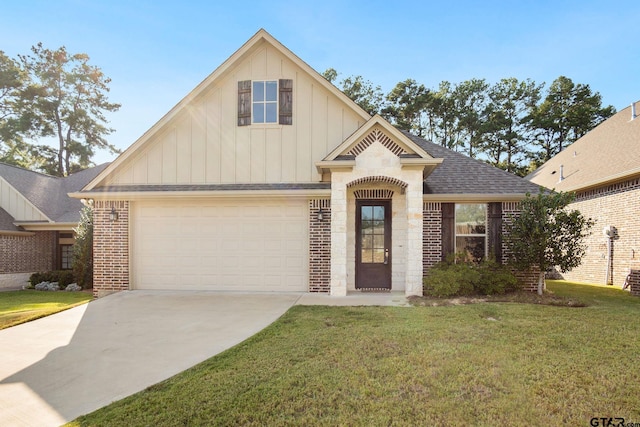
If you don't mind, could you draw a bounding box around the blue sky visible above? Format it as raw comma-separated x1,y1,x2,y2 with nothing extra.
2,0,638,164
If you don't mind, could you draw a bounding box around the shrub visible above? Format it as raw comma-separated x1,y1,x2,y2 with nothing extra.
423,254,520,297
29,270,76,287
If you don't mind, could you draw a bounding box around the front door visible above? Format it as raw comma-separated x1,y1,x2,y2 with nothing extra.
356,200,391,290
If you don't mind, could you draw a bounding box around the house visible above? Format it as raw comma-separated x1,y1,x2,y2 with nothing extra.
0,162,108,288
70,29,541,297
527,102,640,296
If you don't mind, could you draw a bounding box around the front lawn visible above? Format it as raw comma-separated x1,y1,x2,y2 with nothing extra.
71,281,640,426
0,290,92,329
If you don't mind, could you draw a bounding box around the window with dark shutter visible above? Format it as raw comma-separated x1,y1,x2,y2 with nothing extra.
279,79,293,125
238,80,251,126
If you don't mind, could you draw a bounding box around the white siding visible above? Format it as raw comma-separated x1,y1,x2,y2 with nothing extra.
106,41,364,186
0,178,48,222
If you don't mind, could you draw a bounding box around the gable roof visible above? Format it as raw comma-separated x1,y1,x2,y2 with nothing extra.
316,115,443,178
0,162,109,228
526,102,640,192
83,29,371,192
401,132,542,198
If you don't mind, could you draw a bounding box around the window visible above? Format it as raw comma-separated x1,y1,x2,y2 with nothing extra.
238,79,292,126
455,204,487,262
60,245,73,270
252,81,277,123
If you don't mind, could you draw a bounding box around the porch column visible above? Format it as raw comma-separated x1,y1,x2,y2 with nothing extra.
330,178,348,296
405,180,424,296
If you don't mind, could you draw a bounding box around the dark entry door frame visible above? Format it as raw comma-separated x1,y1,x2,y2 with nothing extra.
355,200,392,290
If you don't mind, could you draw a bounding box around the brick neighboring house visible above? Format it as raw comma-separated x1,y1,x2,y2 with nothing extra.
0,163,109,288
527,102,640,296
70,29,542,298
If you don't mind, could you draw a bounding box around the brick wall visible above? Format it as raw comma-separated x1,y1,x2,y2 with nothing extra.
0,231,56,273
502,202,539,292
422,202,442,272
629,268,640,296
93,200,129,297
309,199,331,293
565,178,640,287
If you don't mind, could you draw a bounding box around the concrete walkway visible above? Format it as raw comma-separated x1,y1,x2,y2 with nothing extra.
0,290,409,426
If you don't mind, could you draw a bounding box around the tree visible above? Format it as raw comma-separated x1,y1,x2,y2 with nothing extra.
453,78,490,158
18,43,120,176
0,51,30,166
481,78,541,175
504,189,593,295
73,202,93,289
321,69,384,115
383,79,431,137
530,76,615,162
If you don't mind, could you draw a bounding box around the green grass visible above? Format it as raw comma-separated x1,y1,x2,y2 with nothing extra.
70,281,640,426
0,290,92,329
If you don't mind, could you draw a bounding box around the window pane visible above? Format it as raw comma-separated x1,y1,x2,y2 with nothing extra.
265,102,277,123
361,235,373,250
361,249,373,263
361,206,373,221
265,81,277,101
253,81,264,101
372,220,385,234
253,103,264,123
373,206,384,220
362,220,374,235
456,236,485,262
372,248,385,263
373,235,384,249
455,204,486,234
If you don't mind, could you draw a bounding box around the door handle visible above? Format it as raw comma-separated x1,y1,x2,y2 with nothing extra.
384,248,389,265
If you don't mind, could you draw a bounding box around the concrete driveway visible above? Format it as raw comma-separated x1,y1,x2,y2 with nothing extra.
0,291,300,427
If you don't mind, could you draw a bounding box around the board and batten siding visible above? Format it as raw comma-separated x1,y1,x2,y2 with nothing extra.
0,177,48,222
106,42,365,186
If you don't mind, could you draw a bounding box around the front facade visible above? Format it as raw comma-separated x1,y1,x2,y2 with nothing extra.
0,163,108,288
74,30,541,297
527,103,640,296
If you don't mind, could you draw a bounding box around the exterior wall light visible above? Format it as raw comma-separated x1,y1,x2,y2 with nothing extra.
317,207,324,222
109,207,119,222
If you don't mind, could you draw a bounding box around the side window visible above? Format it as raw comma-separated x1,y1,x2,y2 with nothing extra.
238,79,293,126
455,204,487,262
60,244,73,270
253,81,277,123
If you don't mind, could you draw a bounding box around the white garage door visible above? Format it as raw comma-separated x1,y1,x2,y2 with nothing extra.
132,199,308,291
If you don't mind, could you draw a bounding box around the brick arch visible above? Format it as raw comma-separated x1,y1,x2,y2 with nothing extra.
346,176,408,191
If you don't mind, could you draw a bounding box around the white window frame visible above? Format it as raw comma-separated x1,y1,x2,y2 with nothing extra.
454,203,488,260
252,80,278,124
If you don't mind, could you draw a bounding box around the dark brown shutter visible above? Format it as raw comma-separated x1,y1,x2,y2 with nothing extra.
441,203,455,261
488,202,502,263
238,80,251,126
279,79,293,125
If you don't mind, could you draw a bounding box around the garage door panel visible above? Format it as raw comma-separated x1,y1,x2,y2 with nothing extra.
133,199,308,291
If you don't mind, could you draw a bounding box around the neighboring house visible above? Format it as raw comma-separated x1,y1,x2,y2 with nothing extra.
527,102,640,296
0,163,109,288
70,29,541,298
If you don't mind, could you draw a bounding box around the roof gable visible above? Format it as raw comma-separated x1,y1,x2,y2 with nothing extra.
0,162,108,225
85,29,372,191
527,102,640,191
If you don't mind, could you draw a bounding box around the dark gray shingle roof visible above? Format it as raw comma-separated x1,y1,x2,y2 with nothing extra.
402,131,542,195
0,163,109,223
0,207,21,232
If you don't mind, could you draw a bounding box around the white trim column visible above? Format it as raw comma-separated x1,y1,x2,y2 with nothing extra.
330,177,348,296
404,177,424,296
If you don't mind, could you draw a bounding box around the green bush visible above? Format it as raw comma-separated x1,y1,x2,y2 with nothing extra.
29,270,76,287
423,254,520,297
